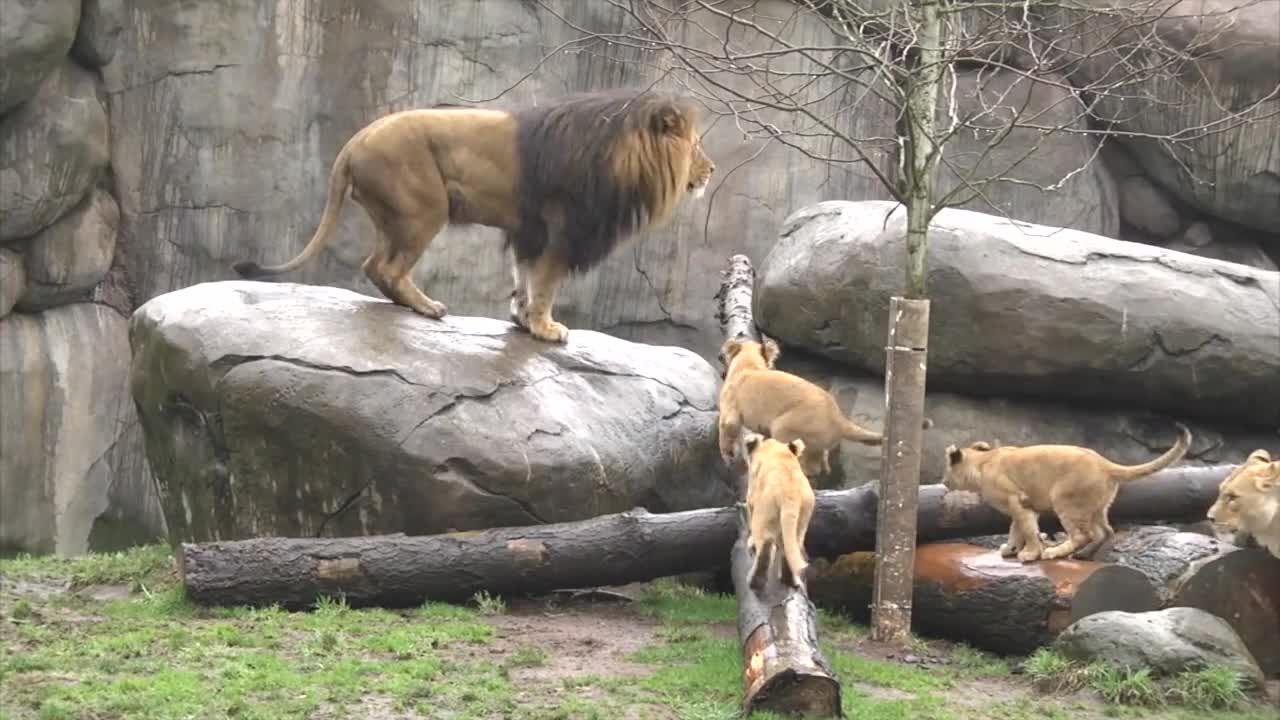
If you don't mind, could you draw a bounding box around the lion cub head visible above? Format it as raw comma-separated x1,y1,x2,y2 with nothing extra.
941,441,995,493
1207,449,1280,535
719,337,781,377
743,431,805,470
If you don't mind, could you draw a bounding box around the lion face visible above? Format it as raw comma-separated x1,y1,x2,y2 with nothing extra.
1207,449,1280,531
941,442,993,492
686,136,715,199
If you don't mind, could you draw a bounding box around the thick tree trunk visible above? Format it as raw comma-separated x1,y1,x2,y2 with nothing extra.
178,466,1237,610
1092,525,1280,676
716,253,842,717
807,543,1162,656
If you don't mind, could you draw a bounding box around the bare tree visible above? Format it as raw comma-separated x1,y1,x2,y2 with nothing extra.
516,0,1278,645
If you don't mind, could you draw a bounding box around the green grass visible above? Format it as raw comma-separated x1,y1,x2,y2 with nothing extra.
3,547,1276,720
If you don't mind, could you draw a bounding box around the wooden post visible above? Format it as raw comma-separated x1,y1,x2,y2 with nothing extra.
872,297,930,643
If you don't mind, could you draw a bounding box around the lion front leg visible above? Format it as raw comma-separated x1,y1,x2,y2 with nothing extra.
508,250,531,329
524,253,570,343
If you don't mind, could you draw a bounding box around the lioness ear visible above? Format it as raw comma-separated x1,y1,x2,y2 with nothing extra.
653,104,688,136
946,445,962,465
762,337,782,367
788,438,806,457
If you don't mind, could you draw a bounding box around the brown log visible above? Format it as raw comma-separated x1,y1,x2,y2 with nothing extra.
177,466,1238,609
806,543,1162,656
1092,525,1280,676
717,253,842,717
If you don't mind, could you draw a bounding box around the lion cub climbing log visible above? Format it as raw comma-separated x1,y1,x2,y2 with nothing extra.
232,88,715,343
941,423,1193,563
717,337,888,478
1207,449,1280,558
742,432,816,591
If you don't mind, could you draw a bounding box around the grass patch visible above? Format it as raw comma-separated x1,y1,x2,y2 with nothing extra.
0,544,175,591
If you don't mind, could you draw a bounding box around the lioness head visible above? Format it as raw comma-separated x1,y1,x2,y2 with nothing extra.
1207,449,1279,531
719,337,781,377
941,441,995,492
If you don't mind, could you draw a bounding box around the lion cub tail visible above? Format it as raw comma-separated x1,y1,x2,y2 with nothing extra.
839,416,885,446
778,503,808,588
233,147,353,279
1108,422,1193,481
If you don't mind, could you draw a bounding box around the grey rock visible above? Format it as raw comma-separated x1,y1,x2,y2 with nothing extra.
0,0,81,114
0,303,163,556
128,280,734,544
1165,220,1280,272
71,0,123,68
1118,174,1182,239
17,189,119,311
756,201,1280,429
1041,0,1280,236
770,349,1277,488
1054,607,1266,690
0,248,25,318
921,69,1118,238
0,60,110,243
1180,221,1214,249
102,0,896,362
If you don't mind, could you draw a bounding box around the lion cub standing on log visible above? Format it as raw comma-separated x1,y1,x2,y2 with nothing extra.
1207,449,1280,558
942,423,1192,563
717,337,886,478
232,88,715,343
742,432,816,591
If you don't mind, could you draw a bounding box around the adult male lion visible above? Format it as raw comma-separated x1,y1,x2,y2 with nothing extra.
232,88,716,342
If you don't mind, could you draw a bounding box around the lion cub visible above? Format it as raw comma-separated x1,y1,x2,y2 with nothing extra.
717,337,885,478
942,423,1192,562
742,432,816,591
1207,449,1280,559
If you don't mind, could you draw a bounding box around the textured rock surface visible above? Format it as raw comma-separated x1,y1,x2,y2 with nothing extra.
129,281,734,544
70,0,123,68
0,249,25,318
0,303,163,555
0,0,81,115
756,201,1280,429
0,59,109,244
1118,174,1182,239
921,69,1117,238
17,189,119,311
1044,0,1280,236
770,349,1276,489
1054,607,1265,689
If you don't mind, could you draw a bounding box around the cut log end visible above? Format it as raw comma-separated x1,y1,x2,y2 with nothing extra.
745,664,843,717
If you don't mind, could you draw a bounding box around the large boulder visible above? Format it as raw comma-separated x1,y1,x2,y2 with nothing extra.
0,0,81,115
1054,607,1266,690
16,188,119,311
0,303,163,556
128,281,734,544
756,201,1280,429
0,59,110,244
70,0,123,68
1041,0,1280,237
770,349,1276,489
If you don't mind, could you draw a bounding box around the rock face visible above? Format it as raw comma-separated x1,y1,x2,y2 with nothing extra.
771,350,1276,489
1054,607,1266,690
0,303,163,555
16,189,119,311
129,281,734,544
756,201,1280,429
0,0,82,115
0,249,24,318
70,0,123,68
0,59,110,244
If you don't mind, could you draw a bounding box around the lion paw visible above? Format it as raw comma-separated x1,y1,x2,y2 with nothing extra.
530,319,569,343
1016,547,1042,563
509,298,529,329
998,543,1017,558
416,299,447,319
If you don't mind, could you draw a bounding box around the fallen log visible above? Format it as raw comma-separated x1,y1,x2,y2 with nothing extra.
716,253,841,717
806,543,1162,656
178,467,1237,609
1092,525,1280,676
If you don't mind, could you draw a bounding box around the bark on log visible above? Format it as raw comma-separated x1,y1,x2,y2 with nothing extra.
806,543,1162,656
178,466,1237,610
1093,525,1280,676
717,253,842,717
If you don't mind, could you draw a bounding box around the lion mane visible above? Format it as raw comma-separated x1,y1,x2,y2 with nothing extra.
232,87,715,343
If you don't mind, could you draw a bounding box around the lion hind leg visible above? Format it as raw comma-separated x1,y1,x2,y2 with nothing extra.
524,252,570,343
1041,514,1091,560
508,247,531,329
374,210,449,319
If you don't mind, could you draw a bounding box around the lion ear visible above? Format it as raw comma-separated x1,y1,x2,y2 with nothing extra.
653,104,689,136
1246,449,1272,464
1258,462,1280,491
742,432,763,454
946,445,963,465
762,337,782,367
720,338,743,362
788,438,806,457
969,441,993,451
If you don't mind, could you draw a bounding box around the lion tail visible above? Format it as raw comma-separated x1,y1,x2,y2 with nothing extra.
778,502,808,588
1107,422,1193,481
233,147,353,279
840,416,884,447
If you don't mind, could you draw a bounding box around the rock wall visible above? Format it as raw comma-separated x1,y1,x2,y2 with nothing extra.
2,0,1277,554
0,0,164,556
